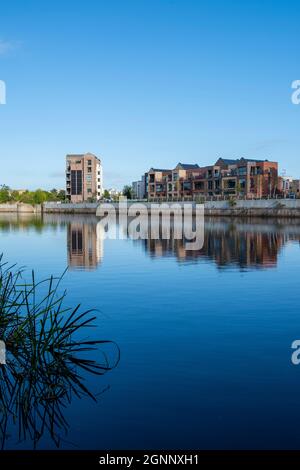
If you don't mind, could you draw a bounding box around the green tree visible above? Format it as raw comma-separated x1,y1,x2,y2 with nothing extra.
122,185,133,199
57,190,66,201
0,185,11,203
103,189,110,199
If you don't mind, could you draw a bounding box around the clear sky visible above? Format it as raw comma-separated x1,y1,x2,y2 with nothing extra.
0,0,300,190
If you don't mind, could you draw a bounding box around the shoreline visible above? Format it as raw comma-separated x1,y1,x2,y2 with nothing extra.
1,201,300,218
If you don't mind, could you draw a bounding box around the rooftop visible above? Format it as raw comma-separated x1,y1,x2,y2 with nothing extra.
216,157,272,166
149,168,172,172
176,163,200,170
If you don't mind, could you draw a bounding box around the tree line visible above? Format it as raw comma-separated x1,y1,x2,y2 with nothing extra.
0,186,66,205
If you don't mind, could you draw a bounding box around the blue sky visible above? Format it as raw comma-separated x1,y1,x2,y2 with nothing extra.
0,0,299,190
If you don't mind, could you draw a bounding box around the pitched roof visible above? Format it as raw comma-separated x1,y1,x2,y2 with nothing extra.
149,168,171,172
240,158,269,163
216,157,271,166
176,163,200,170
215,158,239,165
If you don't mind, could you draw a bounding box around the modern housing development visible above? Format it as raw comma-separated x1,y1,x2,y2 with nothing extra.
132,158,287,200
66,153,102,203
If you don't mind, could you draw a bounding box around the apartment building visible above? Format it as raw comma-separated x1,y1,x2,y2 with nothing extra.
147,158,278,200
148,168,172,199
66,153,102,202
132,175,147,199
290,180,300,197
215,158,278,198
147,163,200,199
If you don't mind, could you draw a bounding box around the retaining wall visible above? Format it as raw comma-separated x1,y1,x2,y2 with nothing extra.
30,200,300,218
0,203,42,213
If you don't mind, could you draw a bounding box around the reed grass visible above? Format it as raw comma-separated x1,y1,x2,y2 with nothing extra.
0,255,120,448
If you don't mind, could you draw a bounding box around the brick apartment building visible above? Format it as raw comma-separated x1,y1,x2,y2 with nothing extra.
66,153,102,202
147,158,278,200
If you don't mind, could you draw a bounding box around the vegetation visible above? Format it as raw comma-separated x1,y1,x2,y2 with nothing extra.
0,185,66,205
228,197,237,207
122,185,133,199
0,256,120,448
103,189,110,199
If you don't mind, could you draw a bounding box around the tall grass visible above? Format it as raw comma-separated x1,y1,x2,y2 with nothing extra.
0,255,120,448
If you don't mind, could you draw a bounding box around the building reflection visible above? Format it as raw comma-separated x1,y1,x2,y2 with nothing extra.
0,213,300,271
67,220,103,270
140,218,296,270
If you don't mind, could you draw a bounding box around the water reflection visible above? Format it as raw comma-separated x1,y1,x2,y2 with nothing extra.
143,222,286,269
67,220,103,270
0,213,300,270
123,216,300,270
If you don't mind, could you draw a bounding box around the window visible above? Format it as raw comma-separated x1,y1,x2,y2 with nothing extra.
183,181,191,191
87,167,92,173
71,230,83,253
87,188,92,193
239,178,246,189
194,181,204,190
227,179,236,189
71,170,82,195
238,167,247,176
88,160,92,165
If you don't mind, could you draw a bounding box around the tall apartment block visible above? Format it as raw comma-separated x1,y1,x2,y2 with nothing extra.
66,153,102,202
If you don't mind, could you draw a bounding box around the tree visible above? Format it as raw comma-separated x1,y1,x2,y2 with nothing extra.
0,185,11,203
122,185,133,199
103,189,110,199
33,189,48,204
57,190,66,201
0,187,66,205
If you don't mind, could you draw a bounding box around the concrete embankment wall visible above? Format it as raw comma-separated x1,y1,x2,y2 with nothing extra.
204,199,300,217
0,203,42,213
0,200,298,217
44,202,99,214
41,200,300,218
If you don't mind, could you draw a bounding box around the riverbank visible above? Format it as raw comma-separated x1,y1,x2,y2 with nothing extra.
1,200,300,217
44,200,300,218
0,203,42,214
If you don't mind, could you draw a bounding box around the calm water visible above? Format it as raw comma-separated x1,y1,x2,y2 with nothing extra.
1,213,300,450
